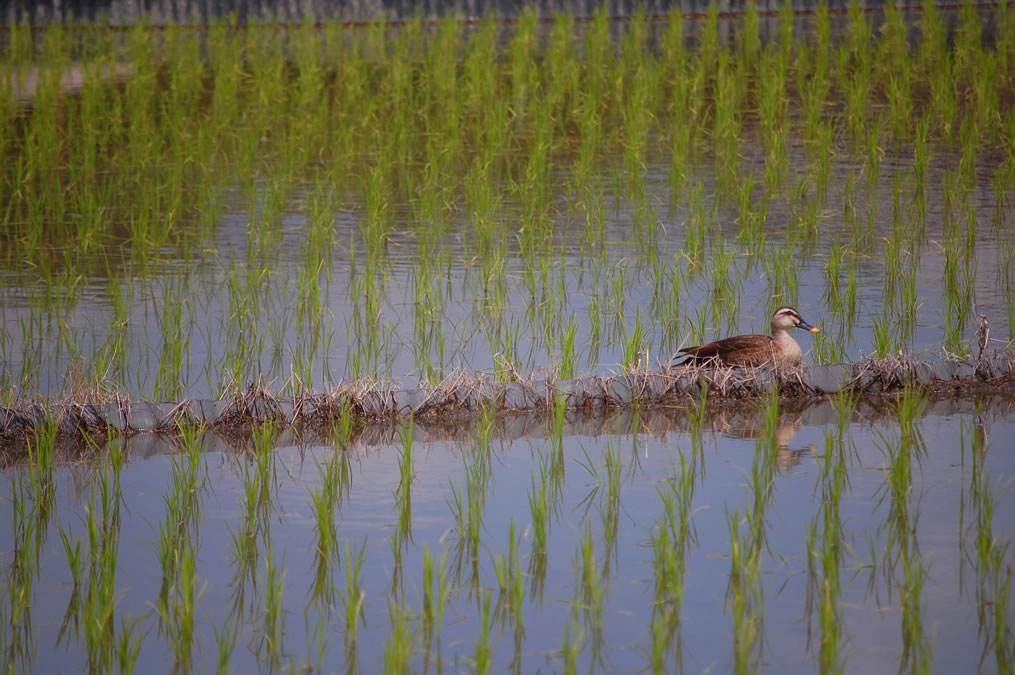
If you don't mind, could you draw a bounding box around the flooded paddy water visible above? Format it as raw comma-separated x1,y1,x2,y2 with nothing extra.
2,4,1015,672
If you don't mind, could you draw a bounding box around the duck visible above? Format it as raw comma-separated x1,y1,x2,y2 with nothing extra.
674,306,820,368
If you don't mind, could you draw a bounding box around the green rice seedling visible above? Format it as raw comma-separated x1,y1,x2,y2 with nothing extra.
941,230,972,356
916,0,946,80
863,112,885,199
709,237,741,305
812,322,848,365
912,113,932,200
330,397,360,450
608,261,629,325
667,65,694,200
928,40,957,139
766,233,800,305
825,238,852,317
757,53,789,198
684,182,707,264
736,174,767,258
586,290,603,369
872,308,897,357
798,49,831,157
778,2,808,64
957,116,980,196
621,308,647,372
884,219,907,308
620,12,653,186
712,51,744,198
656,254,687,354
557,315,577,380
738,0,762,66
877,5,913,142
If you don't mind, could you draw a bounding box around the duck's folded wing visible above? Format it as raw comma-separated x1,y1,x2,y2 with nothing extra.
678,335,770,361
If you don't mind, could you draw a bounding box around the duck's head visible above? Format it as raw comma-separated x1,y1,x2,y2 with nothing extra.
772,306,820,333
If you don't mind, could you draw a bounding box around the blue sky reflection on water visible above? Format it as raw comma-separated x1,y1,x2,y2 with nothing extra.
1,397,1013,673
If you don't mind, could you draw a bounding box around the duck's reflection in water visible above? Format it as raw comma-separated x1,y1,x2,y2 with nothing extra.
703,404,816,471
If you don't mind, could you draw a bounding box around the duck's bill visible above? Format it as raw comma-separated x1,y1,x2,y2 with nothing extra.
796,319,820,333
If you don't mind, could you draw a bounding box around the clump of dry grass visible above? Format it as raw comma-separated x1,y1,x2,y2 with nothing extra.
3,354,1014,463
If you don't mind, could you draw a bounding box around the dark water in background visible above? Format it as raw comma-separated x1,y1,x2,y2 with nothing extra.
3,0,1007,38
3,0,866,26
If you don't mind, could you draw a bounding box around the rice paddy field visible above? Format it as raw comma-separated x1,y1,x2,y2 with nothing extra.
1,3,1015,672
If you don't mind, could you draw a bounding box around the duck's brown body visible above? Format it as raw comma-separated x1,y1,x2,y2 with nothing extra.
677,306,819,368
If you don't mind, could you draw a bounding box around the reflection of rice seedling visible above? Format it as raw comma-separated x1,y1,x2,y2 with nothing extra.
156,420,206,665
384,596,414,673
309,447,348,602
473,590,494,674
422,542,450,646
448,430,489,566
527,456,551,600
574,521,604,643
807,425,850,673
724,505,762,674
501,519,526,628
960,409,1015,671
560,608,581,674
339,539,367,648
393,416,415,551
77,456,123,673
